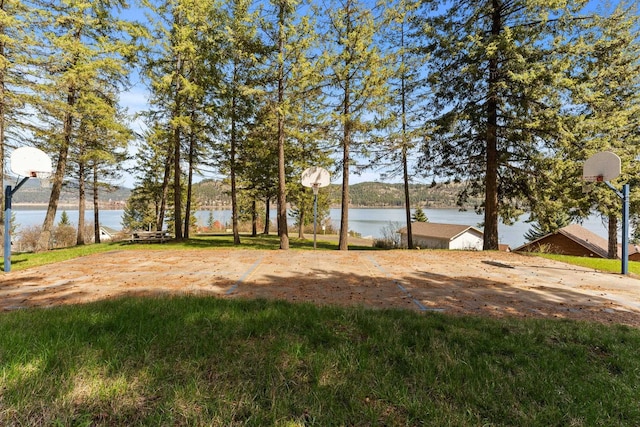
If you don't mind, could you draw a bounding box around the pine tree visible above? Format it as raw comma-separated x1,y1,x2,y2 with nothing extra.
411,207,428,223
34,0,137,251
376,0,429,249
321,0,388,250
560,2,640,259
418,0,592,250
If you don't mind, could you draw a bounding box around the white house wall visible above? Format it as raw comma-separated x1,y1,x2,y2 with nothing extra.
449,231,483,250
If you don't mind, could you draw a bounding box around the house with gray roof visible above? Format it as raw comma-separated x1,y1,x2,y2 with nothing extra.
397,222,484,250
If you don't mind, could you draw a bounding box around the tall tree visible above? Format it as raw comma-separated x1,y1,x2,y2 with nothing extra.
215,0,265,245
551,1,640,258
0,0,40,225
420,0,592,250
322,0,388,250
375,0,429,249
34,0,136,250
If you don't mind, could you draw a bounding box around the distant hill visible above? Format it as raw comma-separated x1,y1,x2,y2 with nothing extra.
12,178,479,209
11,179,131,206
327,181,482,209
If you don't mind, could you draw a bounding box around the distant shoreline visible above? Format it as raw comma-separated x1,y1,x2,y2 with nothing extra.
13,203,469,211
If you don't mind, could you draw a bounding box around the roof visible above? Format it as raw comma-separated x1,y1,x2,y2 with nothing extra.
397,222,483,241
514,223,636,258
99,226,120,236
558,224,610,258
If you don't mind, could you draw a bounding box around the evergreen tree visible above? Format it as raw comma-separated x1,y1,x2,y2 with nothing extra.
376,0,429,249
34,0,137,251
552,2,640,258
418,0,592,250
321,0,388,250
523,212,570,242
411,207,428,223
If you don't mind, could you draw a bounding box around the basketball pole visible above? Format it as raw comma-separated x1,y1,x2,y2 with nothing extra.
4,177,30,273
312,183,319,250
605,181,630,275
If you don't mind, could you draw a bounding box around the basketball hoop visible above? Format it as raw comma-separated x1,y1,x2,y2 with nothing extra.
36,172,52,189
301,167,331,250
5,146,53,272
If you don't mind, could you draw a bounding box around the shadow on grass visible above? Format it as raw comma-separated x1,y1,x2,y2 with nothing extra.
1,295,639,426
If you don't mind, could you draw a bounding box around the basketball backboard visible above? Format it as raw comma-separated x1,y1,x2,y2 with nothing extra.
583,151,621,182
10,146,53,179
301,167,330,194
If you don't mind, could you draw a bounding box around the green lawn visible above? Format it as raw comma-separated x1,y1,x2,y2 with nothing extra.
532,252,640,275
2,234,377,271
1,296,639,426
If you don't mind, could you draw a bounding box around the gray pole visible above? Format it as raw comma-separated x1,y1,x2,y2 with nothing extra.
4,177,29,272
605,181,630,275
622,183,629,275
313,185,318,250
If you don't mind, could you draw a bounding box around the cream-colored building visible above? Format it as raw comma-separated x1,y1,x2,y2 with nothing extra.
398,222,483,250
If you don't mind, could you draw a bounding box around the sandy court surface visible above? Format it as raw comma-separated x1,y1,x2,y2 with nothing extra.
2,249,640,326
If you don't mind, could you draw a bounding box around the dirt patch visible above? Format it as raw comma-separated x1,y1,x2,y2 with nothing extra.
2,249,640,327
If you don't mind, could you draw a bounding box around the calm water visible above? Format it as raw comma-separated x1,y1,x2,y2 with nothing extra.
12,206,610,249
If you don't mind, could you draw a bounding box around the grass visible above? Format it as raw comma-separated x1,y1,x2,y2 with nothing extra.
2,234,376,271
532,252,640,275
1,296,639,426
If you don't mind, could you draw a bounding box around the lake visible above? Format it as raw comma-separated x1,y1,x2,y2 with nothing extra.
11,206,610,249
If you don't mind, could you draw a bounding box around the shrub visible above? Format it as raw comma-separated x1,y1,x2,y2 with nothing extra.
373,221,402,249
16,225,43,252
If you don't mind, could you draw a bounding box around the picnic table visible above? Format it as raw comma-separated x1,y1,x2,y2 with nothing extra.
130,230,172,243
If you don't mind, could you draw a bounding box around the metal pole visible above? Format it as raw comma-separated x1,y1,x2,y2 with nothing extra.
4,177,30,273
4,185,12,272
622,183,629,275
313,185,318,250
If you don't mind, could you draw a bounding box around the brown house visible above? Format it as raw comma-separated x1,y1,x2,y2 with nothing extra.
514,224,640,260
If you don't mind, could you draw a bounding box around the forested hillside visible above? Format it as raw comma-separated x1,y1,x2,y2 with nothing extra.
192,180,478,209
13,179,476,209
12,180,131,206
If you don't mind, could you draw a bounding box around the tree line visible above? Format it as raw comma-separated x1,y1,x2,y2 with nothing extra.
3,0,639,253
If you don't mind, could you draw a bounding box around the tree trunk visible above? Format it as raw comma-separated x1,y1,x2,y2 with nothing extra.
251,199,257,237
184,121,196,240
483,0,501,251
173,122,182,240
37,86,76,251
76,159,85,245
298,209,305,239
277,2,289,250
400,24,412,250
92,163,100,243
157,152,172,231
263,197,270,234
608,213,618,259
338,93,351,250
230,62,240,245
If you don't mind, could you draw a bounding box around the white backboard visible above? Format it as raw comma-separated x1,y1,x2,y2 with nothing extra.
10,147,52,178
583,151,621,182
301,167,330,188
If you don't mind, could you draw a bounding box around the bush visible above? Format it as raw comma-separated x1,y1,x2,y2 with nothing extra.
16,225,42,253
52,225,76,248
373,221,402,249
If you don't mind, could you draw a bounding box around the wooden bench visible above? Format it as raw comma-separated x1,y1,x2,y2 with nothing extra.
130,231,171,243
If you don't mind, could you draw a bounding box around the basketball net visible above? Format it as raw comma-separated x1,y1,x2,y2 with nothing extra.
581,175,603,194
34,171,52,189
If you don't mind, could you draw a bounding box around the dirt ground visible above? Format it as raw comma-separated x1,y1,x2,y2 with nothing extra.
2,249,640,327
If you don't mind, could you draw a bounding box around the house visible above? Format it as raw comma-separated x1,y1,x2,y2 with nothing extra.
514,223,640,260
397,222,484,250
99,226,120,242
